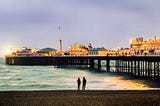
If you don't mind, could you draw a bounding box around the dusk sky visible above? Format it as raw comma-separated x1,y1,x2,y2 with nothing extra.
0,0,160,55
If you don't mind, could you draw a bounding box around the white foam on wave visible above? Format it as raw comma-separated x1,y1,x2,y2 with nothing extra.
11,70,20,73
0,64,8,70
0,83,6,86
0,74,17,80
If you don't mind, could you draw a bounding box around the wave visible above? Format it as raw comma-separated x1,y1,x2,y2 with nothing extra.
0,63,8,71
0,58,158,90
0,74,17,80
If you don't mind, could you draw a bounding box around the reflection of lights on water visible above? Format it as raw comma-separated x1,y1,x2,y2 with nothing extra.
102,76,151,90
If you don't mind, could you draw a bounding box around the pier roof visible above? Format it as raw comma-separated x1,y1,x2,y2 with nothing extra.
37,48,57,53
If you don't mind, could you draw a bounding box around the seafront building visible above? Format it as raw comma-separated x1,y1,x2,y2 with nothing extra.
89,37,160,56
130,37,160,55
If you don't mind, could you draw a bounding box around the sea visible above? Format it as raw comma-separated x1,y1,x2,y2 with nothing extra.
0,58,160,91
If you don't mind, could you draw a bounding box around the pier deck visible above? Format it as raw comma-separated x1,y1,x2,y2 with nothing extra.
5,56,160,78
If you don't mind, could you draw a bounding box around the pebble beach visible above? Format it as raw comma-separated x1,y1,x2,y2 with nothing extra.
0,90,160,106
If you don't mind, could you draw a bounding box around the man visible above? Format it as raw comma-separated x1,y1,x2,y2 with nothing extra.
82,77,87,91
77,77,81,90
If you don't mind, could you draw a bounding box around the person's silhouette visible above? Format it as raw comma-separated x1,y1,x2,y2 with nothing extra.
77,78,81,90
82,77,87,91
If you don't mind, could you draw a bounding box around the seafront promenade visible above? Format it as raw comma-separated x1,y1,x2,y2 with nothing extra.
0,90,160,106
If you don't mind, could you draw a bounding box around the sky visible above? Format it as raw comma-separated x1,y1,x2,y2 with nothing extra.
0,0,160,56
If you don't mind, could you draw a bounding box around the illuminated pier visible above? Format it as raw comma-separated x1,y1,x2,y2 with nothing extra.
5,37,160,78
5,56,160,78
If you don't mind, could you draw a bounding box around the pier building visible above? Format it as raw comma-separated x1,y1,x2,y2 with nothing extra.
37,48,57,56
66,43,89,56
9,46,39,57
88,43,93,50
88,48,130,56
115,48,130,56
88,47,108,56
4,46,19,57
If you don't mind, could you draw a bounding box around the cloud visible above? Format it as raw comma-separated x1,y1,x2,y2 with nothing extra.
0,0,160,52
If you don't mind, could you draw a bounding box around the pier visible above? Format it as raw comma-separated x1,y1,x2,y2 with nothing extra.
5,56,160,78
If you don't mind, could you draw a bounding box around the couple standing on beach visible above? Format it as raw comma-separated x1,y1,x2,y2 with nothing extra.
77,77,87,90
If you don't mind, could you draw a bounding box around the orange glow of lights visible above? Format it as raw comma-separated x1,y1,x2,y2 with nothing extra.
1,46,19,57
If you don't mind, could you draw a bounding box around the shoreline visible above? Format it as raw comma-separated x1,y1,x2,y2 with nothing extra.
1,90,160,106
